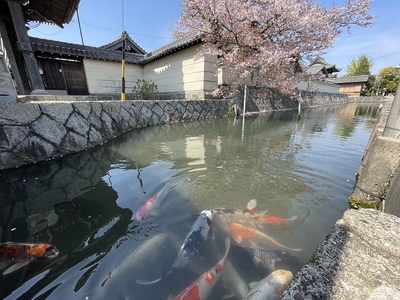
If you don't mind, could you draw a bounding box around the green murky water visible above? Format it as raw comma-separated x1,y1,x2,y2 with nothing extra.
0,103,379,299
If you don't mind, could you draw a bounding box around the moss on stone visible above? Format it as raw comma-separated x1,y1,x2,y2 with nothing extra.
349,196,380,210
227,101,233,118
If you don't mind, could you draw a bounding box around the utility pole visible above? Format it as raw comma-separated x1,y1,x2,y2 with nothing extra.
121,0,126,100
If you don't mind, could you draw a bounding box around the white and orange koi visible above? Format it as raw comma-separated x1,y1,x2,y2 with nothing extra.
135,183,170,221
0,242,59,275
226,222,302,252
172,237,230,300
243,270,293,300
212,199,297,227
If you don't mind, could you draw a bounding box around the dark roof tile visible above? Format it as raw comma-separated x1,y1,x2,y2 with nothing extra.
328,75,369,84
30,37,144,64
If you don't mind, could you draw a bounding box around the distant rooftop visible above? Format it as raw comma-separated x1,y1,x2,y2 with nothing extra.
101,31,147,55
305,56,341,77
328,75,369,84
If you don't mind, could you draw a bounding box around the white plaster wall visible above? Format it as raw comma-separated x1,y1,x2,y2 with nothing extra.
144,46,218,98
83,59,143,94
203,56,218,93
297,80,340,93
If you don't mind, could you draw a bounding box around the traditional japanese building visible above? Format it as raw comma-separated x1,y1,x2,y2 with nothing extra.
327,75,369,97
0,0,81,97
0,1,342,100
304,56,341,78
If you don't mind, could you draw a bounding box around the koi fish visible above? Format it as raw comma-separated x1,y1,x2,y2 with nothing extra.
243,270,293,300
137,210,213,284
212,199,296,227
226,222,302,252
135,183,170,221
93,232,168,293
172,237,230,300
0,242,59,275
231,244,300,273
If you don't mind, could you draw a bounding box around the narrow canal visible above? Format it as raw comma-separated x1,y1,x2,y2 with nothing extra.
0,102,379,299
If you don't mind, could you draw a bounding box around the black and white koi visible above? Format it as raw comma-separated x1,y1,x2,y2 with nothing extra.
136,210,213,284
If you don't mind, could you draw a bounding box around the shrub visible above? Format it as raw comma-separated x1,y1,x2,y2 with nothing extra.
132,79,158,100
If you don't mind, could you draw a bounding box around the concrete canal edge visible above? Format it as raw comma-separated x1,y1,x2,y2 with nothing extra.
279,208,400,300
0,92,356,171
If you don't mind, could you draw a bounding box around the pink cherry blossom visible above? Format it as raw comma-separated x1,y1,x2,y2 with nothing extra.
175,0,373,96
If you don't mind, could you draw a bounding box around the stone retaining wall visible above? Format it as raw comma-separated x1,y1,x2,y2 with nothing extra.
234,88,349,113
0,100,228,171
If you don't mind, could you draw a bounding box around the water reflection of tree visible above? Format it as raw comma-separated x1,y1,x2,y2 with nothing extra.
333,103,379,139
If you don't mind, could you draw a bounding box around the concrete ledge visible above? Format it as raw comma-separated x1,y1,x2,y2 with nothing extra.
350,136,400,208
280,208,400,299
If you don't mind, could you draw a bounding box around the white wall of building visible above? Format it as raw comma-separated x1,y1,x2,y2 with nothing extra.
144,47,218,99
296,80,340,93
83,59,143,94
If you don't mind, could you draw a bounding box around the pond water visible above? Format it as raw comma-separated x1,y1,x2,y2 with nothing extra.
0,102,379,299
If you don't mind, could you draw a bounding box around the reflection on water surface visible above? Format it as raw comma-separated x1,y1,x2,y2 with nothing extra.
0,103,379,299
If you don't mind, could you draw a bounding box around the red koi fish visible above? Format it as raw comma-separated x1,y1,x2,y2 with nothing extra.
172,237,230,300
0,242,59,275
135,183,170,221
227,223,301,252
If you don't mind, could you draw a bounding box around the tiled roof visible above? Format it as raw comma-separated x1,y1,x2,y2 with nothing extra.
307,56,341,74
101,31,147,55
328,75,369,84
30,32,203,65
143,32,202,63
24,0,81,28
30,37,144,64
305,65,326,75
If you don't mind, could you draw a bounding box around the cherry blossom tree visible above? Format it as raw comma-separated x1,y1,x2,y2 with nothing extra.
175,0,373,95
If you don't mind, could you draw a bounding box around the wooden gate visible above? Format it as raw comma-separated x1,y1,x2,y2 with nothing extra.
61,62,88,95
37,58,65,90
37,57,88,95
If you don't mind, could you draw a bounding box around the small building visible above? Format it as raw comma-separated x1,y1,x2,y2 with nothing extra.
30,31,217,99
296,57,341,93
327,75,369,97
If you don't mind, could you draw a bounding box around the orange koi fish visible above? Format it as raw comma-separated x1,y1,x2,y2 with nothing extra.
135,183,170,221
0,242,59,275
227,223,301,252
172,237,230,300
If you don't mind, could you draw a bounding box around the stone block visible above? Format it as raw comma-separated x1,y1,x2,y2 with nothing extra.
39,103,73,124
32,115,67,145
350,136,400,207
0,102,40,125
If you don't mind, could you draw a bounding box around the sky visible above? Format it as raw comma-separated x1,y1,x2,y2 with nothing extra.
28,0,400,77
